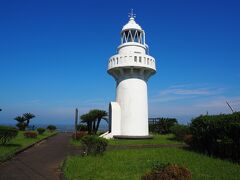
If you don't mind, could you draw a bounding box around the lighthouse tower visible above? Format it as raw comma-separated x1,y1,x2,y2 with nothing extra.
107,11,156,139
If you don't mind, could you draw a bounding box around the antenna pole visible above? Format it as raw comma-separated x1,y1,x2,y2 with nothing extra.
226,101,234,113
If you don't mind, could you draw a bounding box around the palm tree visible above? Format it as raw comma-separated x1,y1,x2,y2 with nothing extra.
89,109,107,134
80,109,107,134
14,116,27,130
80,113,95,134
23,113,35,126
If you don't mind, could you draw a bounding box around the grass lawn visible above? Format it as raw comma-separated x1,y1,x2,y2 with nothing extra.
71,134,182,147
108,134,182,145
63,147,240,180
0,130,56,162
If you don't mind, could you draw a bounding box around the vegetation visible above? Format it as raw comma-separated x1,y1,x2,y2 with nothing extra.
170,124,190,141
76,124,88,131
72,131,88,140
47,125,57,131
71,134,182,147
0,126,18,145
14,113,35,131
0,130,56,162
81,135,108,155
149,118,177,134
23,131,38,138
80,109,107,134
188,112,240,162
63,147,240,180
109,134,182,146
37,128,45,135
142,162,191,180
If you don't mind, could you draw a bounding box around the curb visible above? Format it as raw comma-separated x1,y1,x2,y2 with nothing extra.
1,132,58,163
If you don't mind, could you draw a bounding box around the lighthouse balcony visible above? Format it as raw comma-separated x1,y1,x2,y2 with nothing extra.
108,54,156,71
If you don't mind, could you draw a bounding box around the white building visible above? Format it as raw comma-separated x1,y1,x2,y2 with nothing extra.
104,12,156,139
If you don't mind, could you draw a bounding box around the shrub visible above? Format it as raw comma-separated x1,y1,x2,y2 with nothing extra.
149,118,178,134
76,124,88,131
16,122,27,131
190,112,240,162
142,162,191,180
183,134,193,145
24,131,37,138
0,126,18,145
37,128,45,135
72,131,88,140
170,124,190,141
81,135,108,155
47,125,56,131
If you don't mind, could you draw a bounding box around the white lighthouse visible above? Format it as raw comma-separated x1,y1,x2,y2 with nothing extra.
106,11,156,139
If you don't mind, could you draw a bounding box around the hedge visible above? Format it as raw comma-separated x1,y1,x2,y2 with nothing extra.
189,112,240,162
0,125,18,145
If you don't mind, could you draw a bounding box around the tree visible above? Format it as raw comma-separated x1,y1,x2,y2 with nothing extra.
80,109,107,134
80,113,95,134
14,116,27,131
89,109,107,134
149,118,178,134
14,113,35,131
23,113,35,126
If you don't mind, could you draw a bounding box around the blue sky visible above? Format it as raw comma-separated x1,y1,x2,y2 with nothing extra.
0,0,240,125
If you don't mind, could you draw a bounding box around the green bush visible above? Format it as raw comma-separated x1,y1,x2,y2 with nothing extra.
0,126,18,145
37,128,45,135
81,135,108,155
149,118,178,134
142,162,191,180
47,125,56,131
16,122,27,131
24,131,38,138
190,112,240,162
170,124,190,141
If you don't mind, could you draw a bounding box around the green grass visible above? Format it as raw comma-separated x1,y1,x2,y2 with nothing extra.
0,130,56,162
70,134,182,147
63,147,240,180
108,134,182,145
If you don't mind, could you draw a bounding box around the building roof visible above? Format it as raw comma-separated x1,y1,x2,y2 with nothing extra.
122,17,142,31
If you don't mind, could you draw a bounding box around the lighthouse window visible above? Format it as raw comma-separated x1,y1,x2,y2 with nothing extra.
139,56,142,62
147,58,149,65
134,56,137,62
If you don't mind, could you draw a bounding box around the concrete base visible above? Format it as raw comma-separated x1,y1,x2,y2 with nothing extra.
113,135,153,139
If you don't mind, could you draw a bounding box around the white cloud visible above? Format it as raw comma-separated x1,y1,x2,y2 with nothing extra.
148,84,240,122
150,84,224,103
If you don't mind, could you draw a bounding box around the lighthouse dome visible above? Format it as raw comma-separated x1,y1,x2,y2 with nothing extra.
122,17,142,31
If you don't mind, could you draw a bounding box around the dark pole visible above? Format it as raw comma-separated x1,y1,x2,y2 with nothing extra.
226,101,234,113
75,108,78,139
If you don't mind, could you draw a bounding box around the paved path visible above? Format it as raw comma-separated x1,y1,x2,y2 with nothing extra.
0,133,81,180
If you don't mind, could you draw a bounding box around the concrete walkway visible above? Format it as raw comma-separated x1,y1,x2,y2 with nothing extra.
0,133,81,180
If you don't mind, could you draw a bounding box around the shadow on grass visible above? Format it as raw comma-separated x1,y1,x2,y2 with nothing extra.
166,137,184,144
179,146,238,164
0,144,21,148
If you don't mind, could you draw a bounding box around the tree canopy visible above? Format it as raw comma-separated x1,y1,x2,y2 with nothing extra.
80,109,107,134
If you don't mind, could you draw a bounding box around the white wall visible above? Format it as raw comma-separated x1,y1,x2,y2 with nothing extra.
116,78,149,136
109,102,121,136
